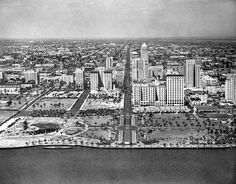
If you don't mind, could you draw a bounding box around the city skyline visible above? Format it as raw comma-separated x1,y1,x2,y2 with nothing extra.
0,0,236,39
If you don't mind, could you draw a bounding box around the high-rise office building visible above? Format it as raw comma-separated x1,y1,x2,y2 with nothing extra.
184,59,195,87
24,70,40,85
103,70,112,91
166,75,184,106
75,68,84,90
132,82,157,106
140,42,149,79
141,42,148,62
105,57,113,68
225,74,236,104
156,84,166,106
132,58,145,81
90,71,99,91
194,64,201,88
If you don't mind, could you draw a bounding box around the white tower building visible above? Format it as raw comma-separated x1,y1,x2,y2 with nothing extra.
225,74,236,104
166,75,184,106
185,59,195,87
103,71,112,91
75,68,84,90
90,71,99,91
24,70,40,85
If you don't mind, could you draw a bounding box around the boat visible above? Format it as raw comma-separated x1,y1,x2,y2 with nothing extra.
42,145,73,149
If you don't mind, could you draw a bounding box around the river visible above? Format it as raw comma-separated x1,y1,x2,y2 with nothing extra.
0,147,235,184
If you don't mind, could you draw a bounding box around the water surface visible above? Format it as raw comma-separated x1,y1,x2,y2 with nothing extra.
0,147,235,184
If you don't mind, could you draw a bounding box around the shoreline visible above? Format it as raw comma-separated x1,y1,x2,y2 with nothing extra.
0,142,235,149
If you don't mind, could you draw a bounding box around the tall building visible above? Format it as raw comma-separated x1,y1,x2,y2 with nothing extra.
140,42,149,79
132,58,145,81
194,64,201,88
184,59,195,87
103,71,112,91
132,82,157,106
225,74,236,104
115,69,124,87
166,75,184,106
24,70,40,85
74,68,84,90
131,58,138,80
90,71,99,91
141,42,148,62
156,84,166,106
105,57,113,68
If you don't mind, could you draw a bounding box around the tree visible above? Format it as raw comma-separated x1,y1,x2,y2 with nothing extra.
23,121,28,130
6,101,12,106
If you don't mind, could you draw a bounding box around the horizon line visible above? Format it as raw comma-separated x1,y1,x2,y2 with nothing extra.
1,36,236,41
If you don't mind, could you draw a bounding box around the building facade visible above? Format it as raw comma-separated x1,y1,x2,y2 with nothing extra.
105,57,113,68
90,71,99,91
75,68,84,90
184,59,195,87
103,71,112,91
225,74,236,104
24,70,40,85
166,75,184,106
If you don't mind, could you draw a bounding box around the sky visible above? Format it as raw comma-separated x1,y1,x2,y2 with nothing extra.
0,0,235,39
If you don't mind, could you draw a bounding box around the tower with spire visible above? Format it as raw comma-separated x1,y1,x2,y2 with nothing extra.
140,42,149,79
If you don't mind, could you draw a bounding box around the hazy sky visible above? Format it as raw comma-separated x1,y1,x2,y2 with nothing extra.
0,0,235,39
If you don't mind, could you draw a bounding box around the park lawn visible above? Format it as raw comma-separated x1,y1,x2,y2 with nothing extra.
81,116,112,126
27,98,76,111
0,111,16,124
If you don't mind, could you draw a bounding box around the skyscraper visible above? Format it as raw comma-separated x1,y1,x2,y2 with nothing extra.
90,71,99,91
194,64,201,88
166,75,184,106
75,68,84,90
184,59,195,87
225,74,236,104
132,58,145,81
141,42,148,61
103,70,112,91
140,42,149,79
132,82,157,106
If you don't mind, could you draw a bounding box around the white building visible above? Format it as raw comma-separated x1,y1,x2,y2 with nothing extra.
61,74,74,84
166,75,184,106
90,71,99,91
140,42,149,79
103,71,112,91
194,64,201,88
225,74,236,104
74,68,84,90
0,84,20,94
184,59,195,87
24,70,39,85
105,57,113,68
132,58,145,81
156,84,166,106
132,82,157,106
